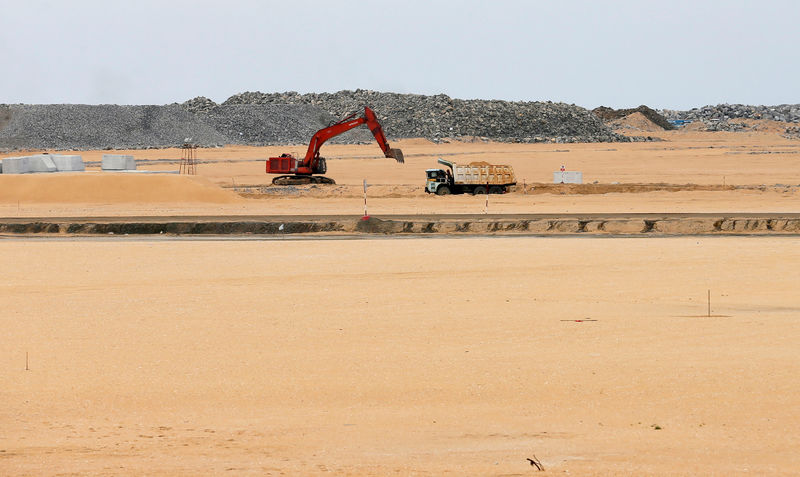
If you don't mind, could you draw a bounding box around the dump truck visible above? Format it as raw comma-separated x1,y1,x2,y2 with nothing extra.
425,158,516,195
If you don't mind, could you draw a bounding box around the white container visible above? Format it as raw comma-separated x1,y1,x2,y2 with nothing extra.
553,171,583,184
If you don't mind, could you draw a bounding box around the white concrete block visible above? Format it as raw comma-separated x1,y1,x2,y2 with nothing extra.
553,171,583,184
51,154,85,172
26,154,58,173
102,154,136,171
1,156,30,174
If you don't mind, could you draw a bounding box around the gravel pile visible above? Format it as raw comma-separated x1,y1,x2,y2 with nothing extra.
0,104,228,151
661,104,800,131
784,126,800,139
222,90,623,143
0,102,356,151
182,96,217,114
193,103,374,145
1,90,632,152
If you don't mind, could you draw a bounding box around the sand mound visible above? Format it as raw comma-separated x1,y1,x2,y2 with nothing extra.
0,173,242,204
610,112,666,132
593,105,674,130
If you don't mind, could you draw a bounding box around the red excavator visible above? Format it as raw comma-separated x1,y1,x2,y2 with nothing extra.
266,106,404,185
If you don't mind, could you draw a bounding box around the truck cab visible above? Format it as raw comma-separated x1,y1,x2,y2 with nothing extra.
425,169,451,194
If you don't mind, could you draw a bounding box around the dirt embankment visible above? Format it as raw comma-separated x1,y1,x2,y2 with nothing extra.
608,112,667,132
2,215,800,236
232,182,776,199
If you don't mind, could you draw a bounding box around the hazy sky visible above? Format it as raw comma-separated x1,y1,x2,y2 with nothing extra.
1,0,797,109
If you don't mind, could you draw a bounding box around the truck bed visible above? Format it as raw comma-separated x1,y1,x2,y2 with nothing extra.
445,160,516,185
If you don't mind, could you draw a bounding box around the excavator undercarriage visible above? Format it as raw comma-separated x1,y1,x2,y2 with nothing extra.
271,175,337,185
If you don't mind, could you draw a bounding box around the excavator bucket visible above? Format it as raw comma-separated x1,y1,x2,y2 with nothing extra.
388,148,405,164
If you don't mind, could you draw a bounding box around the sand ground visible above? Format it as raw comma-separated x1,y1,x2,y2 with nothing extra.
1,237,799,476
2,128,800,475
1,128,799,217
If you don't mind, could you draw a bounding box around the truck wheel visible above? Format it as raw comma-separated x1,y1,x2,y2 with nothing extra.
473,186,487,195
489,186,504,194
436,185,451,195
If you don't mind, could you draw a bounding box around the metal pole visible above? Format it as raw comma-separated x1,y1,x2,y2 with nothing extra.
485,181,489,214
363,179,368,218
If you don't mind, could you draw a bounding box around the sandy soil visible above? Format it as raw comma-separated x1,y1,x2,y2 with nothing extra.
2,127,800,476
1,128,800,217
0,174,240,204
1,237,799,476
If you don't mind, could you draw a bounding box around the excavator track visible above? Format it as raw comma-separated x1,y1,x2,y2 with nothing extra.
272,175,336,186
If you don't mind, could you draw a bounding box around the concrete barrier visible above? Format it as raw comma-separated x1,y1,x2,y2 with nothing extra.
2,156,29,174
26,154,58,173
102,154,136,171
51,154,85,172
2,155,61,173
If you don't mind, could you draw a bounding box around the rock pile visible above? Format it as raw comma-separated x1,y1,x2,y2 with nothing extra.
189,103,372,145
784,126,800,139
0,102,353,151
0,105,11,130
661,104,800,131
221,90,622,143
1,90,629,152
182,96,217,114
0,104,229,151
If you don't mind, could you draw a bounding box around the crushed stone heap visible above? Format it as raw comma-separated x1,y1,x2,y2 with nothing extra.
661,104,800,131
1,90,628,152
0,104,228,151
221,90,623,144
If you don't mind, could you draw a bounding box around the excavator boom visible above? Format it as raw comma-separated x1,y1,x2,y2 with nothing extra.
266,106,403,185
359,106,404,165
